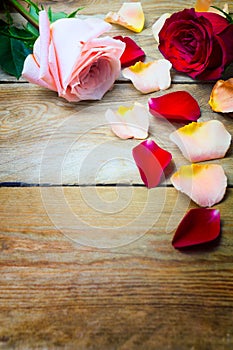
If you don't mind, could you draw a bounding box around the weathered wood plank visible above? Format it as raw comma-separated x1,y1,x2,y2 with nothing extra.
1,83,232,185
0,186,232,349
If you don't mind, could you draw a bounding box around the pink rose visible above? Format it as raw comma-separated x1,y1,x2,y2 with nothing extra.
22,11,125,102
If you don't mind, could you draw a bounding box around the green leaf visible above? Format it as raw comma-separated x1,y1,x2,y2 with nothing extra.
0,34,32,78
67,7,84,18
210,6,233,24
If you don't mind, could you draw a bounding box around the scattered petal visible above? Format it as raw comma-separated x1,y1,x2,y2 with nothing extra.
170,120,231,162
122,59,172,94
209,78,233,113
171,164,227,207
148,91,201,122
172,208,221,248
105,102,149,139
195,0,229,16
152,13,171,44
105,2,145,33
195,0,212,12
132,139,172,188
114,36,145,67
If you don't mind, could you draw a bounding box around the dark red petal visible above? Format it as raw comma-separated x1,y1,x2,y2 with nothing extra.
132,139,172,188
172,208,221,249
114,36,146,68
148,91,201,122
196,12,230,35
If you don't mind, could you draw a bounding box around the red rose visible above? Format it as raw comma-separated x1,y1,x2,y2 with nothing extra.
158,8,233,80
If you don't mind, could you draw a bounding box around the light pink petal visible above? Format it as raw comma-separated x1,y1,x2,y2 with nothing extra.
22,54,56,91
105,2,145,33
170,120,231,162
50,17,111,90
209,78,233,113
22,11,56,90
122,59,172,94
66,37,124,101
152,13,171,43
105,102,149,139
171,164,227,207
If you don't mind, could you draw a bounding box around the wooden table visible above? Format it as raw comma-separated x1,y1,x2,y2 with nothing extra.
0,1,233,349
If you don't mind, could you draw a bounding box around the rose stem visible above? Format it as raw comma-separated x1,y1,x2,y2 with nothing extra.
8,0,39,30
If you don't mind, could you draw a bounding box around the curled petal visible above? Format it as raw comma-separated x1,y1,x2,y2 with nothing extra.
170,120,231,162
105,102,149,139
114,36,145,67
122,59,172,94
152,13,171,44
171,164,227,207
132,139,172,188
105,2,145,33
148,91,201,122
209,78,233,113
172,208,221,249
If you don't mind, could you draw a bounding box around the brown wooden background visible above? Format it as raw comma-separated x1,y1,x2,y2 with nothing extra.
0,1,233,349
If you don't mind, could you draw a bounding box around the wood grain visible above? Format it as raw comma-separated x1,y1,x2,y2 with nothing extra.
0,1,233,349
1,83,232,186
0,187,233,349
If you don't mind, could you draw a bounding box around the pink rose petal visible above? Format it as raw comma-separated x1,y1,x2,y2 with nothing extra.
122,60,172,94
132,139,172,188
209,78,233,113
114,36,146,67
170,120,232,162
105,102,149,139
105,2,145,33
148,91,201,122
152,13,171,43
171,164,227,207
172,208,221,249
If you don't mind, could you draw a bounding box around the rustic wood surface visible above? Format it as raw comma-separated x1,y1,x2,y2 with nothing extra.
0,1,233,349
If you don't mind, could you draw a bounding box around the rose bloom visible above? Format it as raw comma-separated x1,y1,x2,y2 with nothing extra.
22,11,125,102
158,8,233,80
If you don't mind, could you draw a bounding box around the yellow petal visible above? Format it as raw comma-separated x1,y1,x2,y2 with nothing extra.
170,120,231,162
209,78,233,113
122,59,172,94
171,164,227,207
105,102,149,139
195,0,212,12
105,2,145,33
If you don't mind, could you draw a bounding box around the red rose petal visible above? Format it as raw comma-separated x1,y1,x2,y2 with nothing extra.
172,208,221,249
132,139,172,188
148,91,201,122
196,12,229,35
114,36,146,68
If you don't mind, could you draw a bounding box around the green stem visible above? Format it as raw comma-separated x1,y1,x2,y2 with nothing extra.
8,0,39,30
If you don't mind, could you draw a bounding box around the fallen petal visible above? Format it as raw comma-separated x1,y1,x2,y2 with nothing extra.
132,139,172,188
209,78,233,113
152,13,171,44
105,2,145,33
114,36,145,67
122,59,172,94
172,208,221,248
170,120,231,162
148,91,201,122
195,0,212,12
105,102,149,139
171,164,227,207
